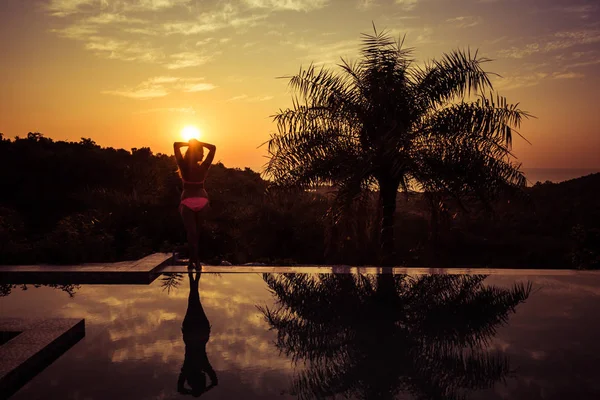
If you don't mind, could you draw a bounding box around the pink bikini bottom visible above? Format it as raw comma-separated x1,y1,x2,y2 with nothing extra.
180,197,209,212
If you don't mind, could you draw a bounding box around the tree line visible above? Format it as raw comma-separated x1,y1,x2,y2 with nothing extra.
0,132,597,268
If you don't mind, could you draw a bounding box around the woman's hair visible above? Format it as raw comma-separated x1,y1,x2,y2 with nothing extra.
187,372,207,397
178,144,204,178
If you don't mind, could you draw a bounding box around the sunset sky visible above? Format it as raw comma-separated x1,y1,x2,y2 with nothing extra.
1,0,599,171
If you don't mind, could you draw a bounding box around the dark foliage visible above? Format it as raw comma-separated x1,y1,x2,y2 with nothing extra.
0,133,326,265
0,133,597,268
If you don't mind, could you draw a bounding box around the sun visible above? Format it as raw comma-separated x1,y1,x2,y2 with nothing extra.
181,125,201,141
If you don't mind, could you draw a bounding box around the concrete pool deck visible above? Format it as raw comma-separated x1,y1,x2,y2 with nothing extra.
2,253,600,287
0,318,85,398
0,253,172,284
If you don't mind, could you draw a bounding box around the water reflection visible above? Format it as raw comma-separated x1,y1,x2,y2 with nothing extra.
261,274,532,400
161,272,184,294
0,283,80,297
178,271,219,396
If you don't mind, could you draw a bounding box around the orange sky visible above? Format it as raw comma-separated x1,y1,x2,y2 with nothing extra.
1,0,599,170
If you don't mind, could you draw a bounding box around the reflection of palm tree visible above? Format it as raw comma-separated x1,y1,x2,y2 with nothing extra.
0,283,79,297
260,273,531,400
178,271,218,397
161,273,184,294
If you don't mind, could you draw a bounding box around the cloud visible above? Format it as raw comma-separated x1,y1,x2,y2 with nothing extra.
85,13,146,24
545,30,600,52
227,94,273,102
229,13,269,28
51,19,164,63
561,4,598,19
243,0,328,12
195,37,214,46
253,95,274,101
148,76,181,84
552,72,584,79
494,72,549,91
103,76,215,99
52,24,99,39
171,76,217,92
395,0,419,11
295,38,359,65
102,86,169,99
122,27,159,35
446,16,483,29
46,0,95,17
45,0,261,70
498,30,600,59
120,0,192,12
47,0,193,16
357,0,376,9
552,51,600,69
162,21,224,35
181,82,218,92
137,107,196,114
498,43,541,59
562,5,597,14
161,7,268,36
414,26,435,44
227,94,249,102
166,52,214,69
494,69,585,91
555,51,594,61
567,58,600,69
85,36,164,62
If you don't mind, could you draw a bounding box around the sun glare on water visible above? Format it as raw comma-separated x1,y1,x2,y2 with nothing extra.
181,125,201,141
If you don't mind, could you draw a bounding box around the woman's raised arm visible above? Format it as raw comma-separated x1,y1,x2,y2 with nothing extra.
200,142,216,167
173,142,188,167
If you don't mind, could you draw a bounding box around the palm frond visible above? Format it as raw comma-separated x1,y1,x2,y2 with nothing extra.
421,93,532,148
411,48,494,112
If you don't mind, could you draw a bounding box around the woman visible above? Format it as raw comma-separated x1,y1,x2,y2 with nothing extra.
174,139,216,270
177,271,218,396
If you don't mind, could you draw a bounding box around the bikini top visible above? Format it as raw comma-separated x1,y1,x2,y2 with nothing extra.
182,165,208,186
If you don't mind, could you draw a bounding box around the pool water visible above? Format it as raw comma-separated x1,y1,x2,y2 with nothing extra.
2,272,600,399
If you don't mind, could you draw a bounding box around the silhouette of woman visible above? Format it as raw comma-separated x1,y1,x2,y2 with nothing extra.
178,271,218,396
174,139,216,270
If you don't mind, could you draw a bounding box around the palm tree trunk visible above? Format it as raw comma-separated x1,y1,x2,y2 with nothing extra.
427,193,441,264
379,177,399,266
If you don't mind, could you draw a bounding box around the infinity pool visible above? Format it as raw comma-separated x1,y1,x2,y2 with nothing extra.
1,272,600,399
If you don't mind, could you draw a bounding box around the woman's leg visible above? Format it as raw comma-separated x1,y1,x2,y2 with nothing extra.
194,206,209,270
180,205,199,269
182,271,208,331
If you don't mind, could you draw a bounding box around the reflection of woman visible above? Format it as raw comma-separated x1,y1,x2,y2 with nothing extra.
174,139,216,270
178,271,218,396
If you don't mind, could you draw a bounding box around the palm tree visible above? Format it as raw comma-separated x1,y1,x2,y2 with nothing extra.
264,26,531,265
260,273,532,400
